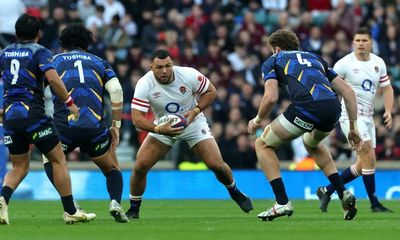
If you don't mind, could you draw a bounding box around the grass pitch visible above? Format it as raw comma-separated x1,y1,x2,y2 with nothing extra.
1,200,399,240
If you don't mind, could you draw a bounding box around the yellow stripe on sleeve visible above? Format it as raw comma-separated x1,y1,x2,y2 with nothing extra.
92,70,103,87
284,60,290,75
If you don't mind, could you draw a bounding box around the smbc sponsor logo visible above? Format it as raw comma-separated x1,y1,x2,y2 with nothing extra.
33,127,53,140
95,139,110,151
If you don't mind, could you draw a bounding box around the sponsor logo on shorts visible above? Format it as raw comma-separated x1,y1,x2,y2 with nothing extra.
294,117,313,130
33,127,53,140
95,139,110,151
4,136,13,145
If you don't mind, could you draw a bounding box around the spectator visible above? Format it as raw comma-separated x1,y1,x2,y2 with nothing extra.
140,10,166,55
103,14,130,49
85,5,105,29
0,0,26,48
301,25,323,55
97,0,125,25
77,0,96,22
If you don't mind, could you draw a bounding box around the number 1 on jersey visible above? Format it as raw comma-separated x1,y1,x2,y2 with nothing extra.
74,60,85,83
296,53,312,67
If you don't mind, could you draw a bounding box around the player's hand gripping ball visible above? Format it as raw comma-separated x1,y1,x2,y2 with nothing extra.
158,114,188,128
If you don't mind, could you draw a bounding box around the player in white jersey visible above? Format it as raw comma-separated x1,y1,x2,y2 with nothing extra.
125,49,253,219
317,27,394,213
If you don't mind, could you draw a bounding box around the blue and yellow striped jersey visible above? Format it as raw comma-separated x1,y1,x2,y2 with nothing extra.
0,41,54,121
261,51,338,103
52,50,117,129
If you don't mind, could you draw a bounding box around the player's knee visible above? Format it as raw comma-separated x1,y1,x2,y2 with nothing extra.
14,161,29,177
208,161,228,174
101,165,120,175
133,162,150,175
257,125,282,149
255,137,265,150
303,132,320,150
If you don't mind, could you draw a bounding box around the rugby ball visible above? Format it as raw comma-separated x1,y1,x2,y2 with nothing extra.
158,113,188,128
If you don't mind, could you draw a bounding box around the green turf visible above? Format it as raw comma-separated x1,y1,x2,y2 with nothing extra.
1,200,399,240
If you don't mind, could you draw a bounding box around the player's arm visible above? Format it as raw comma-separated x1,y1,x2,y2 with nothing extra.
45,69,79,120
248,79,278,134
331,76,357,122
105,77,123,150
105,77,123,127
381,84,394,129
131,109,183,136
331,76,363,151
185,82,217,123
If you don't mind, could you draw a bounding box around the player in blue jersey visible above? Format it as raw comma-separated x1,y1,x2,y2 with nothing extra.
247,29,363,221
0,14,95,224
41,23,128,223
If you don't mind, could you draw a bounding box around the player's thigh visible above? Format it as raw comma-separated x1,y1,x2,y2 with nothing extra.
259,114,305,148
8,152,30,170
91,147,120,174
77,128,112,158
179,117,213,148
302,128,330,149
30,119,61,155
357,140,376,166
135,135,171,170
191,138,223,167
44,142,67,164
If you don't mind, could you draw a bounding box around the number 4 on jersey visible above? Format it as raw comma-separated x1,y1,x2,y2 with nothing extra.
296,53,312,67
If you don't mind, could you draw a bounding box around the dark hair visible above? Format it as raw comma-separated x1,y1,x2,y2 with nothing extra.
96,5,105,12
15,14,41,40
60,23,93,51
267,29,300,51
151,49,171,61
355,26,372,38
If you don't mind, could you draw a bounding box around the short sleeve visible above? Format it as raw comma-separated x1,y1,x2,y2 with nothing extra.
378,59,390,88
325,67,338,82
333,58,346,79
131,78,150,112
36,48,55,73
261,56,277,81
187,68,210,94
102,59,117,85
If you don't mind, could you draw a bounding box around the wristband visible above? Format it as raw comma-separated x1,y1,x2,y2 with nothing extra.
111,105,123,110
64,96,74,107
253,115,262,124
193,106,201,115
113,120,121,128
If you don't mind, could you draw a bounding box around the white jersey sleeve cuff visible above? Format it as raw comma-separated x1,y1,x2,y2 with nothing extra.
131,97,150,112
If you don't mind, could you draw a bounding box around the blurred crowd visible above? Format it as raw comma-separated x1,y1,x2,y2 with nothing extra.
1,0,400,168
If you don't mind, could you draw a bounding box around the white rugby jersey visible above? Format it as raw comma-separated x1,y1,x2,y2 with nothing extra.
131,66,210,123
333,52,390,118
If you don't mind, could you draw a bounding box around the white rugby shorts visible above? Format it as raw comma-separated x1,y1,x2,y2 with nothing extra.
148,115,213,148
340,116,376,148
